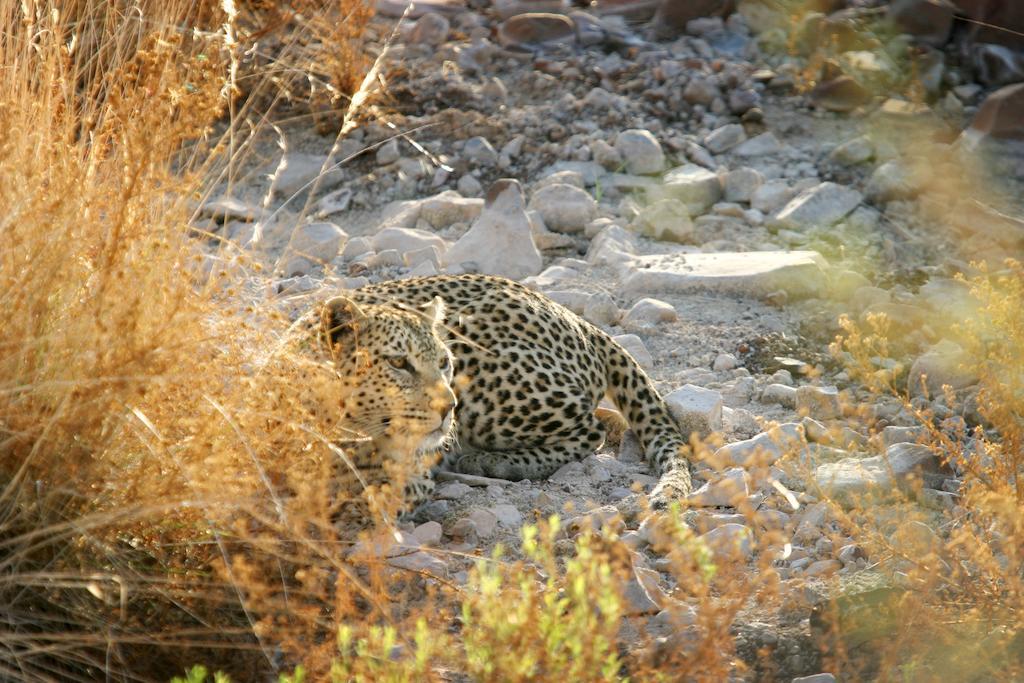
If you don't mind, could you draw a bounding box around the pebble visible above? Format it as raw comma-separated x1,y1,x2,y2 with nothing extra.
411,521,443,547
376,139,401,166
457,174,484,197
713,353,738,371
615,129,665,175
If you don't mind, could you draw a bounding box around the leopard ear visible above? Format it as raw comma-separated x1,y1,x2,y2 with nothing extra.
321,295,366,347
421,296,446,328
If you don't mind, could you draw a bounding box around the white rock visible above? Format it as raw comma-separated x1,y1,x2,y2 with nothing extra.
419,191,484,228
865,160,921,203
467,508,499,538
793,674,837,683
404,246,442,269
436,482,473,499
699,523,753,559
615,129,665,175
372,226,447,256
724,167,764,203
664,384,724,438
535,169,585,189
527,183,597,233
714,423,806,467
271,153,344,196
613,334,654,371
340,236,373,260
583,292,620,326
546,289,590,314
732,132,783,157
620,251,829,299
795,385,842,420
368,249,404,268
908,339,978,397
278,222,348,275
750,180,795,214
443,179,542,280
772,182,863,229
655,164,723,216
587,224,637,266
685,468,750,507
762,383,797,407
815,443,940,506
622,298,678,329
621,568,665,615
829,136,873,165
631,198,694,243
200,196,265,222
704,124,747,154
713,353,738,371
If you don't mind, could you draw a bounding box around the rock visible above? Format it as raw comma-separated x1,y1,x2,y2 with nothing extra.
620,251,829,300
804,559,842,577
889,0,954,46
587,224,637,266
751,180,795,214
376,139,401,166
376,0,463,16
278,222,348,275
372,226,448,257
715,423,806,467
591,139,624,169
407,12,450,45
795,385,842,420
973,43,1024,87
623,298,678,329
908,340,979,397
411,521,444,547
699,523,753,560
877,426,926,448
953,0,1024,49
815,443,941,506
963,83,1024,145
583,292,620,326
665,384,724,438
497,12,576,48
494,0,570,18
771,182,862,230
792,673,837,683
490,504,523,528
732,132,783,157
865,161,923,203
724,167,763,203
762,383,797,408
528,183,597,233
704,124,747,154
632,199,695,243
613,334,654,371
457,174,484,198
652,0,734,37
829,136,874,165
686,468,750,507
463,137,499,166
199,196,264,223
536,170,585,190
809,76,872,113
443,179,542,280
615,129,665,174
621,568,665,615
656,164,723,215
682,76,720,106
713,353,738,371
467,508,499,538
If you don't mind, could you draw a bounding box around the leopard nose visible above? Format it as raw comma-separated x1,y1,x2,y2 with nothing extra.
431,383,457,418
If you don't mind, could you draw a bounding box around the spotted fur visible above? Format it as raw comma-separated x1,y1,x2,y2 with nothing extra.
319,273,692,512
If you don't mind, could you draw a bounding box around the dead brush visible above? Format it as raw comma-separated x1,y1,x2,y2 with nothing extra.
821,261,1024,680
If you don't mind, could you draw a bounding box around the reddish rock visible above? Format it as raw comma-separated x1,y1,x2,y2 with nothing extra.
809,76,873,112
652,0,736,38
952,0,1024,48
496,13,576,48
966,83,1024,141
888,0,956,46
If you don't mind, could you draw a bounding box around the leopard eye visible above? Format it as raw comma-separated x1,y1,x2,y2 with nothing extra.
387,356,412,372
439,356,451,372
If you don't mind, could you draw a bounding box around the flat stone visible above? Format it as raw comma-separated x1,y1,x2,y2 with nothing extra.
685,468,749,507
497,12,576,48
490,504,523,528
714,423,806,467
665,384,724,438
762,383,797,408
436,481,473,500
270,153,344,196
620,251,829,299
772,182,862,229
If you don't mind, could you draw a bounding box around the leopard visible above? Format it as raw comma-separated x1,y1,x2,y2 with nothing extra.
315,273,693,515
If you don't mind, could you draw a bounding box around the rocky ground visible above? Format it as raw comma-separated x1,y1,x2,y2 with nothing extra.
192,0,1024,678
